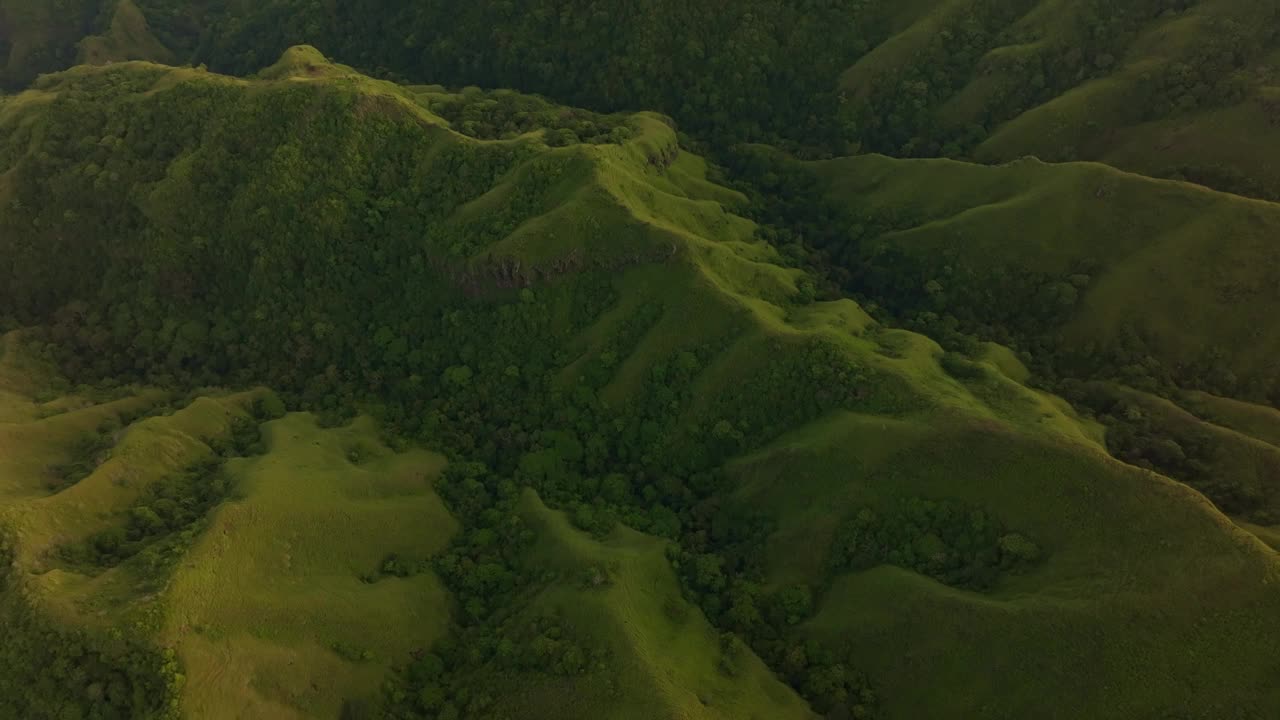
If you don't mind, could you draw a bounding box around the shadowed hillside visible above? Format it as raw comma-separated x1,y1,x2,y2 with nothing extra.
6,0,1280,199
807,153,1280,396
842,0,1280,198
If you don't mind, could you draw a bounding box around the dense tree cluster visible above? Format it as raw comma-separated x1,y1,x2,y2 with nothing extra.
8,0,1280,203
423,88,633,146
828,498,1041,590
0,538,179,719
670,506,881,718
376,462,609,720
1142,13,1280,122
2,67,918,714
123,0,893,156
851,0,1037,158
1058,381,1279,524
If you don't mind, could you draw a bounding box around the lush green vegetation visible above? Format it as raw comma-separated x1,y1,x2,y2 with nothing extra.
0,553,179,720
1,14,1280,720
46,419,118,490
827,498,1041,590
57,409,266,573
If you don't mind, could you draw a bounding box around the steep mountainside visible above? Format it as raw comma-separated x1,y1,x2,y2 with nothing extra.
1,49,1278,720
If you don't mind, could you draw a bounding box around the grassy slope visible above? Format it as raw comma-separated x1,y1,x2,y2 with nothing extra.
970,0,1280,189
0,48,752,311
841,0,1280,197
1108,385,1280,523
813,153,1280,390
732,412,1280,719
0,334,457,718
492,491,815,720
164,414,455,719
0,332,169,507
5,0,1278,202
1179,389,1280,449
1,0,171,89
0,0,97,87
569,137,1280,714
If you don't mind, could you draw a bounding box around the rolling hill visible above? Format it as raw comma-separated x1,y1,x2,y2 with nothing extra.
810,153,1280,396
842,0,1280,198
1,48,1279,719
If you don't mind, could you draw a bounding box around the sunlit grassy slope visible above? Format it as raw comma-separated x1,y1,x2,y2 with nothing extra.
470,491,816,720
1,50,1279,718
165,414,455,719
0,337,457,718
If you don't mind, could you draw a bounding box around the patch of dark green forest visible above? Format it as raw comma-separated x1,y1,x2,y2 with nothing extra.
125,0,891,157
827,498,1042,590
0,535,179,720
422,89,634,146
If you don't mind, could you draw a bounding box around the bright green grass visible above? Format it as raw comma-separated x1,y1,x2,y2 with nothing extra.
730,410,1280,718
2,331,457,718
0,333,169,505
161,413,455,719
15,391,262,567
489,490,815,720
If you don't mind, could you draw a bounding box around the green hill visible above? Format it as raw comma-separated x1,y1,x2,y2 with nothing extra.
732,410,1280,718
803,153,1280,399
840,0,1280,197
727,147,1280,536
2,47,1280,720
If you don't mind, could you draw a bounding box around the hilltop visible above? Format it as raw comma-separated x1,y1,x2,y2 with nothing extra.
1,49,1279,719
